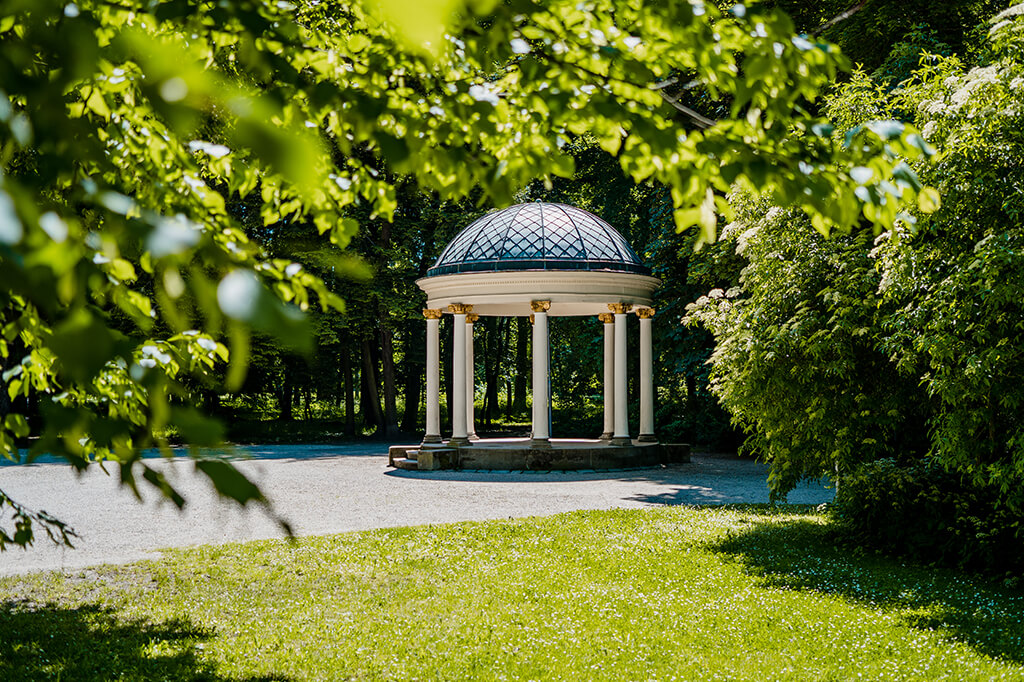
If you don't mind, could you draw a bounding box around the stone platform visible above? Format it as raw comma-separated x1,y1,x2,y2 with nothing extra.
388,438,690,471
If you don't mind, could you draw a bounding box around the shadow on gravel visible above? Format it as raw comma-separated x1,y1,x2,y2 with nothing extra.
382,455,773,483
237,443,411,461
709,515,1024,665
1,443,416,467
0,600,291,681
382,463,699,483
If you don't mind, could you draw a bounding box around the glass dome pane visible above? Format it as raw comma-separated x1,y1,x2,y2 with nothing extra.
427,202,650,276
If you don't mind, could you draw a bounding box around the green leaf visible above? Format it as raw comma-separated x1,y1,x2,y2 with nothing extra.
917,187,941,213
348,34,370,52
195,459,265,506
4,414,29,438
141,465,186,509
49,310,131,382
85,89,111,118
375,0,461,53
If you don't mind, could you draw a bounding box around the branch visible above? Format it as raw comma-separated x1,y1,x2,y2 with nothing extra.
532,52,719,130
0,489,78,551
659,90,716,129
811,0,872,38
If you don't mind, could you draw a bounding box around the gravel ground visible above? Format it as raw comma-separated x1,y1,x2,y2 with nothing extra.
0,443,833,576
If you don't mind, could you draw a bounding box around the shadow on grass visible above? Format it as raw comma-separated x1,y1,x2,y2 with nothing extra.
0,600,291,681
708,512,1024,665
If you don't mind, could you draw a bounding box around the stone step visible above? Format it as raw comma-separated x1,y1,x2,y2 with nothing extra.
416,448,456,470
392,457,419,470
387,444,419,466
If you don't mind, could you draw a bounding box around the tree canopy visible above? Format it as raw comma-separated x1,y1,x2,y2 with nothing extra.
0,0,942,547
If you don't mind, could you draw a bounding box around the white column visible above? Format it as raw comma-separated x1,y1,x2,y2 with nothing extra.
599,313,614,440
449,303,471,445
610,303,632,445
638,308,656,442
530,301,551,446
423,309,442,444
466,313,478,440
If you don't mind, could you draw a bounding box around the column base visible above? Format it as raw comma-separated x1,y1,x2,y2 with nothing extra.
448,436,472,447
610,436,631,446
468,433,480,441
529,438,552,449
599,431,614,441
637,434,658,443
422,434,443,445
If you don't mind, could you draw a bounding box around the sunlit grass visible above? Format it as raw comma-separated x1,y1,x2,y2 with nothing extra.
2,507,1022,680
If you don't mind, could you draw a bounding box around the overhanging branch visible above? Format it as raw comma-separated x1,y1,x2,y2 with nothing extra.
812,0,872,38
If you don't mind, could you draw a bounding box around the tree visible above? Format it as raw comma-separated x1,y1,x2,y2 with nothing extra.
0,0,936,548
874,7,1024,514
685,192,931,496
687,2,1024,513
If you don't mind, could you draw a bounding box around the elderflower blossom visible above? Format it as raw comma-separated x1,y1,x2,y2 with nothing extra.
949,65,1001,110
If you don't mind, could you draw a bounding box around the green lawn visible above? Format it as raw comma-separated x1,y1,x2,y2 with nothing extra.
1,507,1022,681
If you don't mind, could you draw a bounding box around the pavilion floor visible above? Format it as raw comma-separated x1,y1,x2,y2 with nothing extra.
388,438,690,471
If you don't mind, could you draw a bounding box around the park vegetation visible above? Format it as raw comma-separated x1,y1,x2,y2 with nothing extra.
0,0,1021,573
2,507,1023,680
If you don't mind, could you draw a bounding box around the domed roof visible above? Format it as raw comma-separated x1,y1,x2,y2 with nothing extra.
426,202,650,277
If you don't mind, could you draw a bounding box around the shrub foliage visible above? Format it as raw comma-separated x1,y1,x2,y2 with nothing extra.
832,459,1023,577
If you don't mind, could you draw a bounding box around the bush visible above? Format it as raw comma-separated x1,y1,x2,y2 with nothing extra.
832,459,1023,577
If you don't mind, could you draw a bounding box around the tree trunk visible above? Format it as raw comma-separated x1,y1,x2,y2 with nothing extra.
380,324,400,437
401,321,424,432
280,366,294,421
512,316,529,415
204,390,221,415
480,319,491,425
360,338,384,432
441,316,452,432
342,352,356,436
505,379,513,419
483,317,506,426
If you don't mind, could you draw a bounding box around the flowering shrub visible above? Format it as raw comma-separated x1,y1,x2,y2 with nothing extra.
688,2,1024,519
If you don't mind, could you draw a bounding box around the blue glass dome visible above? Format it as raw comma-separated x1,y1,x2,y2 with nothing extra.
426,202,650,277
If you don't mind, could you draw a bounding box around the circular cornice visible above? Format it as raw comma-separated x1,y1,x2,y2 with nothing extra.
416,269,660,317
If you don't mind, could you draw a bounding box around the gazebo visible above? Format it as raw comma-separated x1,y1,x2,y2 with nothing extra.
389,202,688,470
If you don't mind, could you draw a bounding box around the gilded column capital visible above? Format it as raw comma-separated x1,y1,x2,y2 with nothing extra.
530,300,551,313
448,303,473,315
597,313,614,324
636,307,656,319
608,303,633,315
422,308,443,320
529,313,535,325
466,313,480,324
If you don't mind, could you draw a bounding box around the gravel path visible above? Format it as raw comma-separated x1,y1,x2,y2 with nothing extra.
0,443,833,576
